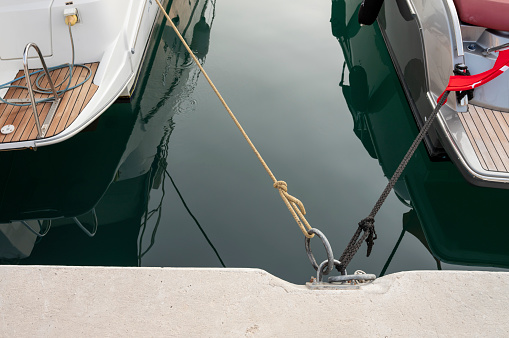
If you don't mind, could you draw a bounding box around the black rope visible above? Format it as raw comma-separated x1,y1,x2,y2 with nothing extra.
165,168,226,268
338,91,451,272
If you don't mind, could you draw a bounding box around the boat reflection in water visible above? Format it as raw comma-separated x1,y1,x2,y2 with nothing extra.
332,0,509,274
0,0,219,266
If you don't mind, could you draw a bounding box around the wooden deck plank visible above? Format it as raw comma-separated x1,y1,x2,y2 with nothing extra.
460,111,498,171
458,104,509,173
13,71,49,142
0,71,27,132
0,72,39,143
76,64,100,115
30,67,71,140
81,85,98,113
468,106,506,171
24,69,62,140
26,67,70,140
44,66,74,137
65,63,99,129
0,62,99,145
492,110,509,140
8,68,65,142
501,112,509,135
473,105,509,170
0,71,23,117
482,108,509,165
26,66,74,140
458,113,488,170
64,63,96,129
45,65,87,137
15,69,58,142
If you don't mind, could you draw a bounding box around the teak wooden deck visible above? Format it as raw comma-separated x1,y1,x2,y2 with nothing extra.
458,104,509,172
0,62,98,144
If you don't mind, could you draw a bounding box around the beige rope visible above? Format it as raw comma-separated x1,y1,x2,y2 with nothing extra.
154,0,314,238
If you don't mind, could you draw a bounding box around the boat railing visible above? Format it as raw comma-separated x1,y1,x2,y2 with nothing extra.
18,43,61,139
19,208,98,238
483,42,509,56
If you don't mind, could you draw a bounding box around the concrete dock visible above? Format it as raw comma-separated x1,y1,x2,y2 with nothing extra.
0,266,508,336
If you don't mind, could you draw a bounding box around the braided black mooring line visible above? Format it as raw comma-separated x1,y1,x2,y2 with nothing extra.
338,91,451,272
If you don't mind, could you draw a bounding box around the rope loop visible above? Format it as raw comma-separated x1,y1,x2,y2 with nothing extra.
273,181,306,214
274,180,313,238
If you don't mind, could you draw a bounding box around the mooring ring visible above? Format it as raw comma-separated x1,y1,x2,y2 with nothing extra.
317,259,343,282
328,273,376,283
305,228,334,275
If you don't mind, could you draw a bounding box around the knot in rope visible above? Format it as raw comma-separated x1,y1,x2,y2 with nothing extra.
274,181,306,214
358,216,374,232
273,180,313,238
273,180,288,192
358,216,377,257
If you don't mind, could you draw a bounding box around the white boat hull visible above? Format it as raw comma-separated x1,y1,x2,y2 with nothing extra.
0,0,167,150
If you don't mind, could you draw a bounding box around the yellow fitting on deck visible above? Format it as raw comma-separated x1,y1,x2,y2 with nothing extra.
65,14,78,26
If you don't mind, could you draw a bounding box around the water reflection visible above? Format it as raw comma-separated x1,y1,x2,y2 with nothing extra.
333,0,509,272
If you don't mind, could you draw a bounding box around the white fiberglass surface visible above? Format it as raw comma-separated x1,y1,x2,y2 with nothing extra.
0,0,53,60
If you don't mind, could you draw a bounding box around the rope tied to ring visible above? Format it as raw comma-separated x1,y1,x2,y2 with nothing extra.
337,216,376,272
338,91,451,272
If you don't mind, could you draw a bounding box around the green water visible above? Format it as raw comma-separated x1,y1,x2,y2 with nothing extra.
1,0,508,283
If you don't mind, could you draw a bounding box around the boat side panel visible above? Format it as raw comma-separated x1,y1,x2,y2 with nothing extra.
378,0,446,158
0,1,53,60
411,0,464,109
121,0,166,98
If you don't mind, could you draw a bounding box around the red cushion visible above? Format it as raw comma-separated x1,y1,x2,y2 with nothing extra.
453,0,509,31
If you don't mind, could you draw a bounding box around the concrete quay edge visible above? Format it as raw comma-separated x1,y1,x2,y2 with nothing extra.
0,266,508,336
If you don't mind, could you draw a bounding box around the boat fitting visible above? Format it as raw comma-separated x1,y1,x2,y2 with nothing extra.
64,8,78,26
